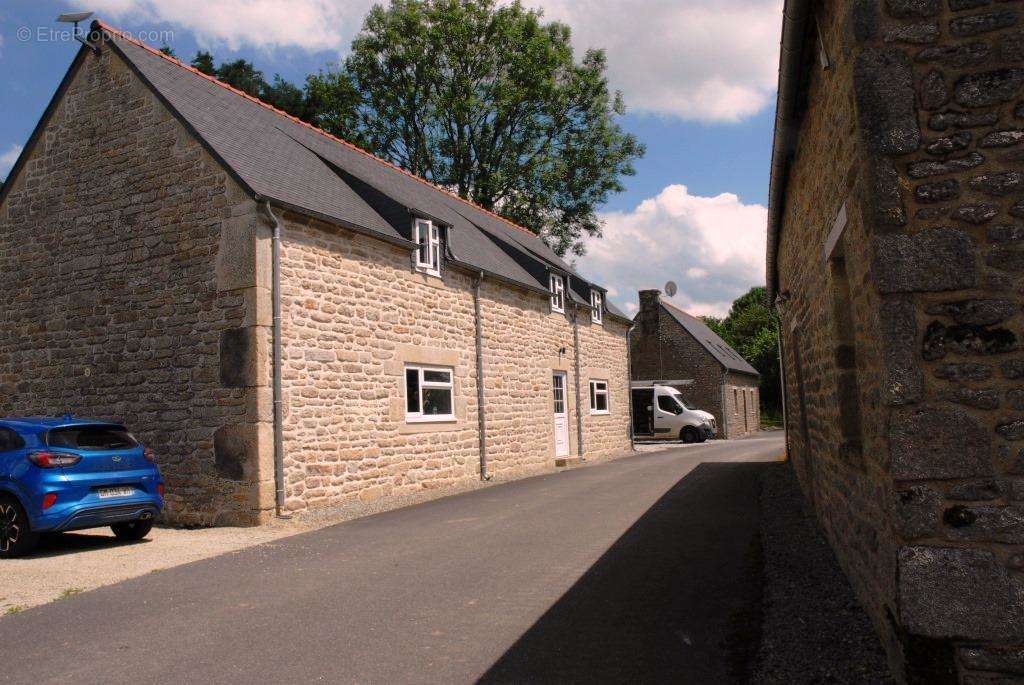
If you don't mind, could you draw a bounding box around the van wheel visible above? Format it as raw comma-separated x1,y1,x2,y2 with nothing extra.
681,427,700,444
111,519,153,541
0,495,38,559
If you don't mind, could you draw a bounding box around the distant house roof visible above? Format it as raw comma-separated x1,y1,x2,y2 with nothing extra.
80,22,630,324
660,302,760,377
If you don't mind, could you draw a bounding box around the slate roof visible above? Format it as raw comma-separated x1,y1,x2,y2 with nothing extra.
93,22,630,323
660,302,760,377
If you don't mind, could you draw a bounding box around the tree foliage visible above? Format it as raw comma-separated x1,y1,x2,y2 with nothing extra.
189,0,643,256
188,51,313,119
703,287,782,415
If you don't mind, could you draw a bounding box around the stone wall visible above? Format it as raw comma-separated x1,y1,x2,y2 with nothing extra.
724,373,761,438
0,45,271,525
631,290,760,438
277,212,632,513
580,314,633,458
775,0,1024,680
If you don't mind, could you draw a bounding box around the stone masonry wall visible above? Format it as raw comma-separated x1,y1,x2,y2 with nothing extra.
277,212,631,512
777,0,1024,680
631,290,760,438
580,315,633,458
723,372,761,439
0,45,271,525
775,0,906,675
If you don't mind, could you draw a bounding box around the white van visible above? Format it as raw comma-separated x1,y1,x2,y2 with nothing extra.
631,383,717,443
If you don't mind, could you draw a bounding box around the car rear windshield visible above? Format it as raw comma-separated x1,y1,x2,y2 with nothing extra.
46,426,138,451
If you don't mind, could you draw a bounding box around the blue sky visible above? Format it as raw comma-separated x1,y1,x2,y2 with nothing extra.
0,0,782,316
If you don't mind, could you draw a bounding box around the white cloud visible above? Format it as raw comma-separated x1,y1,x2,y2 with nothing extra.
579,184,766,318
535,0,783,121
81,0,370,51
0,144,23,179
79,0,782,122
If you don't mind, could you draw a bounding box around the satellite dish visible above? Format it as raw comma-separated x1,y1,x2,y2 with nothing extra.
664,281,678,297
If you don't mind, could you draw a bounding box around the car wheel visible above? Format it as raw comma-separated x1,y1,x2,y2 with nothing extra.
681,427,699,444
111,519,153,541
0,495,38,559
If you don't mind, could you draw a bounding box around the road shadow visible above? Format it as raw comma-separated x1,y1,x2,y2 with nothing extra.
29,531,149,559
478,461,770,685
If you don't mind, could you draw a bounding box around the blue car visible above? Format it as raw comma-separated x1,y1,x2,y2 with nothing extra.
0,418,164,558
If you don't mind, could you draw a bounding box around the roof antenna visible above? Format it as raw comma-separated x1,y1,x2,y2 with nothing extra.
56,12,100,54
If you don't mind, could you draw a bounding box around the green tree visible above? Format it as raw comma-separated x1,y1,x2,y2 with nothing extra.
304,67,363,136
263,74,310,118
189,51,310,119
214,58,267,99
703,286,782,418
191,51,216,76
307,0,643,255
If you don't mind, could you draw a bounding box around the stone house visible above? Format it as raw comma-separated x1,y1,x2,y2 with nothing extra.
769,0,1024,681
630,290,760,439
0,22,633,526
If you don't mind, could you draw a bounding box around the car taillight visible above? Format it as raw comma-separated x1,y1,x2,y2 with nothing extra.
42,493,58,510
144,448,156,463
28,452,81,468
157,483,165,497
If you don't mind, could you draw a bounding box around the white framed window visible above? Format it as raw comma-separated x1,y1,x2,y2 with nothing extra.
549,274,565,313
589,380,609,414
413,218,441,276
405,365,455,422
590,290,603,324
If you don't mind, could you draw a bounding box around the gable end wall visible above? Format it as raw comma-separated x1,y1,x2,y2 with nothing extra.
0,45,271,525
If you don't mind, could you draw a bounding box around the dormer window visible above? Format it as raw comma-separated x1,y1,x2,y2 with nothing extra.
414,218,441,276
591,290,603,324
550,274,565,313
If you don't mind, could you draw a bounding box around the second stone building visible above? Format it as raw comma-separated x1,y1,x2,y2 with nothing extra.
631,290,761,439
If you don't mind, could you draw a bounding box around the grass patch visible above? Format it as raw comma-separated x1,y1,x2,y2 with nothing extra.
58,587,83,600
760,409,783,429
5,605,23,615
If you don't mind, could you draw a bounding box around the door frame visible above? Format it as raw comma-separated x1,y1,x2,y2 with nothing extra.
552,371,570,457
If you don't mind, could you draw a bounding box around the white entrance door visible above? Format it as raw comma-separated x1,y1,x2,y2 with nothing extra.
552,372,570,457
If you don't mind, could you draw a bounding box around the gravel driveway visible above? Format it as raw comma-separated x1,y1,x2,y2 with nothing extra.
0,521,314,613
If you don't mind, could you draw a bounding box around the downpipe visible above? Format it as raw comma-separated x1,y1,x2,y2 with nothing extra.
473,271,491,481
776,312,790,459
572,304,585,461
259,199,287,518
626,323,636,451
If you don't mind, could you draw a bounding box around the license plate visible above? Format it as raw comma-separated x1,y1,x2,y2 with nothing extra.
97,486,136,499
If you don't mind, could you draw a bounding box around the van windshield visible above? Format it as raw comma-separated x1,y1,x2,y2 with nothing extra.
664,391,696,411
657,395,684,415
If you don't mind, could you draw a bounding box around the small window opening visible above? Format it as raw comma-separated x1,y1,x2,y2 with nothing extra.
829,236,863,468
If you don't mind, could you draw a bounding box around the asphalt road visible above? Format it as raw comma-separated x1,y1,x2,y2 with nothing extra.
0,434,784,685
